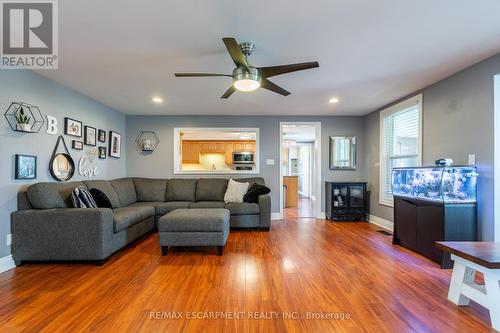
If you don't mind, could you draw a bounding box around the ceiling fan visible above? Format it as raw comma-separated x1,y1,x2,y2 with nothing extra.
174,37,319,98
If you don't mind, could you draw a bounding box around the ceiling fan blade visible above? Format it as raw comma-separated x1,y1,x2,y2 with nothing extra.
222,38,249,71
261,79,291,96
221,85,236,99
175,73,233,77
259,61,319,78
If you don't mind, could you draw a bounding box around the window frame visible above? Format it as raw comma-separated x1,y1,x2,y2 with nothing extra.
379,94,423,207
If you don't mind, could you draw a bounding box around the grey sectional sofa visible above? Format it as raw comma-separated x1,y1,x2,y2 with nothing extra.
11,177,271,265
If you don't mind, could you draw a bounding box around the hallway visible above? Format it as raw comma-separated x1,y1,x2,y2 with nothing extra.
285,197,315,218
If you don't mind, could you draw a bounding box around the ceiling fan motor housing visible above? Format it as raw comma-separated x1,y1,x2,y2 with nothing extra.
239,42,255,56
233,67,261,83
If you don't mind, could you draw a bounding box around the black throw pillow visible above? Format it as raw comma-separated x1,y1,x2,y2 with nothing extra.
243,183,271,203
89,188,113,209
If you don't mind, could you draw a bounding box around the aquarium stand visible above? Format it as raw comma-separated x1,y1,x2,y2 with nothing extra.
393,197,477,268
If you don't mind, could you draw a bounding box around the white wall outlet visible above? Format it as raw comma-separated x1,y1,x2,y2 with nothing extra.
468,154,476,165
266,159,275,165
6,234,11,246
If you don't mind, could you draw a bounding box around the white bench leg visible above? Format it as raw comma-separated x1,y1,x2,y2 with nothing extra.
448,260,473,305
485,273,500,331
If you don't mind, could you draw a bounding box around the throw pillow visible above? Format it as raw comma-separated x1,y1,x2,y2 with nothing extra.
71,186,97,208
89,188,113,209
224,179,249,203
243,183,271,203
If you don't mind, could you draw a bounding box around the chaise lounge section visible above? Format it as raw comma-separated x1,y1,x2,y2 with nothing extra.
11,177,271,265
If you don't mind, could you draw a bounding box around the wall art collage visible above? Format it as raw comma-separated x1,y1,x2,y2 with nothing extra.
4,102,121,182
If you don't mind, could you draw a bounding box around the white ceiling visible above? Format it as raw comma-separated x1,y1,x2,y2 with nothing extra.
283,125,316,142
36,0,500,116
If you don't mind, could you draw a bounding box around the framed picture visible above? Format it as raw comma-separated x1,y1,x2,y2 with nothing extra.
109,131,121,158
84,126,96,146
64,117,82,137
99,146,106,159
98,129,106,143
15,154,37,180
72,140,83,150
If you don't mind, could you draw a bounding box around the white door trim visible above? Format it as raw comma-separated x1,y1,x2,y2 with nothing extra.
495,74,500,241
279,122,322,219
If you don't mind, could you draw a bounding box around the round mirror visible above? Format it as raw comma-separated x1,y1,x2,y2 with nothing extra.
49,153,75,182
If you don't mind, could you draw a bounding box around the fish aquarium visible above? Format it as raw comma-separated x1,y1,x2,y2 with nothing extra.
392,166,478,204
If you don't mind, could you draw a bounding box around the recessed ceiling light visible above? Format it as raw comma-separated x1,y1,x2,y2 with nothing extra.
329,97,339,104
152,97,163,104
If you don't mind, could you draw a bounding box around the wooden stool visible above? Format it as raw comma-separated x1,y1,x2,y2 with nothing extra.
437,242,500,331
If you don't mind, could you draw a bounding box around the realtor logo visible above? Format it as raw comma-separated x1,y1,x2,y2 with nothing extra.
1,0,58,68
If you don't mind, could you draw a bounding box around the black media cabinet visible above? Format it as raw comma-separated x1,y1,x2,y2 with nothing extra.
325,182,368,221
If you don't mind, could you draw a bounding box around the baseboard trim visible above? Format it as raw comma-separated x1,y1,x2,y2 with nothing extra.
369,214,394,232
318,211,326,219
271,212,283,220
0,255,16,274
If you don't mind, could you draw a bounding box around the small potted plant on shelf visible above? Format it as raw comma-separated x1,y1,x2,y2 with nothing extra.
15,107,32,132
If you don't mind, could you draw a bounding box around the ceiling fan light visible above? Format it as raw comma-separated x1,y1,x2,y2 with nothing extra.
234,79,260,92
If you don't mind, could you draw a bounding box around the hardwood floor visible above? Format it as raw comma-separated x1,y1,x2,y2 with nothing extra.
285,198,315,218
0,218,494,332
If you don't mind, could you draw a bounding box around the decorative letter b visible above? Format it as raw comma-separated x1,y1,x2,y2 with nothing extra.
46,115,57,135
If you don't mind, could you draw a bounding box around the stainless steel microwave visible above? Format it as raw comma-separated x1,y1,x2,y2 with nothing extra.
232,151,254,164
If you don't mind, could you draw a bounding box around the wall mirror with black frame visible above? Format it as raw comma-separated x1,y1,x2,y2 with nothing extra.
329,136,356,170
49,135,75,182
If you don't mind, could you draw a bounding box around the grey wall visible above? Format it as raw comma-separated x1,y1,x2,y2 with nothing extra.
125,116,365,213
0,70,126,258
364,53,500,241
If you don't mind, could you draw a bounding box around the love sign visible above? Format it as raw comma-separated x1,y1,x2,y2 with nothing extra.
78,150,99,178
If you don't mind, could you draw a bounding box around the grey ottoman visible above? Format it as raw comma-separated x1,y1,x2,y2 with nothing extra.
158,208,230,255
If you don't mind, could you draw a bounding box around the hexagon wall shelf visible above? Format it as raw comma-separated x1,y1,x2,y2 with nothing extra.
4,102,44,133
135,131,159,152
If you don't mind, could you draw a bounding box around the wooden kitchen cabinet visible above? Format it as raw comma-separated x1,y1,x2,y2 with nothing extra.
181,140,255,164
214,142,225,152
244,142,255,151
233,142,244,151
182,142,200,163
233,141,255,151
225,142,233,164
200,142,213,152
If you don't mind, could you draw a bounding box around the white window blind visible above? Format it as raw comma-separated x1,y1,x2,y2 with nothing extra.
380,95,422,206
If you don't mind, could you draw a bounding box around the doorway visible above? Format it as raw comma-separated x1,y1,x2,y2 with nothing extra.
279,122,321,219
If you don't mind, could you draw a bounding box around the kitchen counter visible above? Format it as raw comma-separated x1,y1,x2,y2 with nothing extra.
283,176,298,208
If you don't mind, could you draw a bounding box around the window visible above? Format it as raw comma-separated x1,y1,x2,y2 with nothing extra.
380,94,422,206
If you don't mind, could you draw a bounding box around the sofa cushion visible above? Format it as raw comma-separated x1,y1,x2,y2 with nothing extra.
83,180,121,208
224,179,249,203
130,201,191,216
234,177,265,186
158,209,229,232
113,205,155,232
27,181,86,209
189,201,226,209
195,178,228,202
224,202,260,215
166,179,197,201
71,186,97,208
110,178,137,207
89,188,113,208
133,178,167,202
